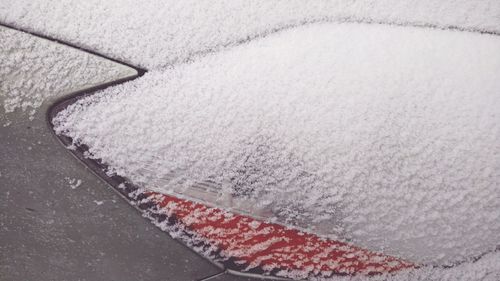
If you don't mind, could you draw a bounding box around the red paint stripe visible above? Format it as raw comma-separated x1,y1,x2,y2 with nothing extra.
145,191,414,277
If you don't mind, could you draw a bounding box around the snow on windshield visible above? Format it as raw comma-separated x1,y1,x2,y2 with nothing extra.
2,0,499,69
53,23,500,267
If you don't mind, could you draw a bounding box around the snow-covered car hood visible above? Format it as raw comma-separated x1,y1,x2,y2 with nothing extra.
53,22,500,266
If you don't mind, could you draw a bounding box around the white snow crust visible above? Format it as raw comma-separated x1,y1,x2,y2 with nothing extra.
1,0,499,69
53,23,500,269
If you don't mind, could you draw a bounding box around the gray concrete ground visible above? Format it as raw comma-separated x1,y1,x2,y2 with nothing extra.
0,105,221,281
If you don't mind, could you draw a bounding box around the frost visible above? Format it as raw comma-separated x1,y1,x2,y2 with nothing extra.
53,23,500,268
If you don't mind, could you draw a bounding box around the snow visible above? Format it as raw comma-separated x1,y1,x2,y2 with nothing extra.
93,200,104,206
1,0,499,69
348,251,500,281
53,22,500,270
65,177,82,189
3,0,499,279
0,26,132,120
